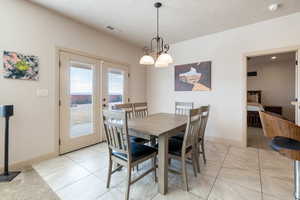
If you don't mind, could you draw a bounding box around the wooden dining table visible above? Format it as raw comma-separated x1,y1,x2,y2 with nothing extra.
128,113,187,195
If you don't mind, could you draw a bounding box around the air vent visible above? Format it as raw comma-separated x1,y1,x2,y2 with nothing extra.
247,71,257,77
106,26,115,31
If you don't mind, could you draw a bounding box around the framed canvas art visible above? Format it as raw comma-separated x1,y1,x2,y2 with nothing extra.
3,51,39,80
175,61,211,91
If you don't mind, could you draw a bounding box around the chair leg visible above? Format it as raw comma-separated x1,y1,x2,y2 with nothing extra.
201,141,207,164
125,166,132,200
191,153,198,177
182,157,189,191
153,156,157,182
294,160,300,200
195,144,201,173
106,156,113,188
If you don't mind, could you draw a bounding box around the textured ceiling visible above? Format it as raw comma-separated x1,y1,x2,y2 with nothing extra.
28,0,300,47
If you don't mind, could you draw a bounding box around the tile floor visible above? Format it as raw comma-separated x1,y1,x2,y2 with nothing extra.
29,140,294,200
247,127,272,150
0,169,60,200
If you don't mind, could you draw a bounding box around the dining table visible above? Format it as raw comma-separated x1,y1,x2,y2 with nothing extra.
128,113,187,195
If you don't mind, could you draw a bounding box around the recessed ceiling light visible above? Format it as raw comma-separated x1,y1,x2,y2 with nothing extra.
269,3,280,11
271,56,277,60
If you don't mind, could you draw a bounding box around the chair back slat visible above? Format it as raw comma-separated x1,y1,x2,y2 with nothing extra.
175,102,194,115
182,108,202,154
103,110,130,156
198,105,210,139
113,103,134,119
133,102,148,118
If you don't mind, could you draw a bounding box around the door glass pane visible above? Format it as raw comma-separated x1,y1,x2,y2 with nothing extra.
108,69,124,106
70,64,93,138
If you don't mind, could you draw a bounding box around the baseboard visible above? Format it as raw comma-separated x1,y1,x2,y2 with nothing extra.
0,152,58,172
206,136,243,147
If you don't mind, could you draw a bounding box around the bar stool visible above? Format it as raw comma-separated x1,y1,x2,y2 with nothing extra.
259,111,300,200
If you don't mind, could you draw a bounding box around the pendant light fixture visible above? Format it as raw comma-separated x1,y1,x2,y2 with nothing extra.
139,2,173,67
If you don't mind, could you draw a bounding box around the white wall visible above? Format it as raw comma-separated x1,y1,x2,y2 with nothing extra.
248,60,295,121
0,0,145,167
147,12,300,146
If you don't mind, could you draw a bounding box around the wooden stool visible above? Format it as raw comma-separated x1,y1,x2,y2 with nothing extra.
259,111,300,200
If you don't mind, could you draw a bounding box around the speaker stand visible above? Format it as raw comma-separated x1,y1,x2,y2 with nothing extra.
0,116,20,182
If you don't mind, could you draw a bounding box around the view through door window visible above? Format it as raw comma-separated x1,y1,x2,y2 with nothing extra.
108,69,124,106
70,65,93,138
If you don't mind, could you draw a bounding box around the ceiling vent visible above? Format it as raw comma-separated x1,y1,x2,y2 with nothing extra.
106,26,115,31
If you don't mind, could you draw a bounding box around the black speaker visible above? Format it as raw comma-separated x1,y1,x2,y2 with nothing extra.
0,104,20,182
0,105,14,117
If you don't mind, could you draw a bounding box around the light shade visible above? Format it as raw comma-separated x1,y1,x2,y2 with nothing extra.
155,60,168,68
139,55,155,65
157,53,173,64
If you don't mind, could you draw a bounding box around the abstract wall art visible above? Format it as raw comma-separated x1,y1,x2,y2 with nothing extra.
175,61,211,91
3,51,39,80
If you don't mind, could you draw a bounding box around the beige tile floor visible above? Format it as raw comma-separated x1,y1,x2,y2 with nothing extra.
247,127,272,150
0,169,60,200
30,140,295,200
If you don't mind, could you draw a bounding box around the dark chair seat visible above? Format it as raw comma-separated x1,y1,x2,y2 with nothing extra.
172,133,203,143
171,132,184,141
270,136,300,152
130,136,149,144
113,143,157,162
155,138,192,156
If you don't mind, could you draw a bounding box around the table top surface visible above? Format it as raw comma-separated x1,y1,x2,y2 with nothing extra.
128,113,187,137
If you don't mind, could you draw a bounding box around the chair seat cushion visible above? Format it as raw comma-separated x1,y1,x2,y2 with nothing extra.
171,132,184,141
112,143,157,162
172,133,203,143
270,136,300,151
130,136,149,144
155,138,192,156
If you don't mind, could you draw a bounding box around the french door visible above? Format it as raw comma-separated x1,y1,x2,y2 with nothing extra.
59,51,129,154
296,50,300,125
101,62,129,109
59,52,102,154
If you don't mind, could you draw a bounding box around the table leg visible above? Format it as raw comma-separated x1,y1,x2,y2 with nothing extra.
158,134,168,194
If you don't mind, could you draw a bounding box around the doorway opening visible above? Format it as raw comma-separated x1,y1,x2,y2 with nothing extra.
246,51,298,149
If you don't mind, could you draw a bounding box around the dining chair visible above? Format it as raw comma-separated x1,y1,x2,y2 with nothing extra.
102,109,157,200
195,106,210,172
113,103,149,145
113,103,134,119
172,102,194,141
132,102,154,148
259,111,300,200
133,102,148,118
167,108,202,191
175,102,194,115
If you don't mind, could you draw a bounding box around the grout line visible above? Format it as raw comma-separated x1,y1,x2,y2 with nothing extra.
206,144,231,199
258,148,264,200
53,173,92,192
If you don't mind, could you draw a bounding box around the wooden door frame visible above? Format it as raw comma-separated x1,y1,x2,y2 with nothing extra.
54,47,130,155
243,45,300,147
